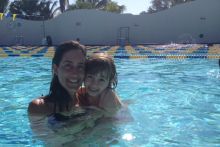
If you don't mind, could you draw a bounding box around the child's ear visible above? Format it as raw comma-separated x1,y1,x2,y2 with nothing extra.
53,64,58,75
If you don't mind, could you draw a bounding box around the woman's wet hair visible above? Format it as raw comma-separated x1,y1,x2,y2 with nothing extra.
45,41,86,112
52,41,86,65
86,52,118,89
219,59,220,68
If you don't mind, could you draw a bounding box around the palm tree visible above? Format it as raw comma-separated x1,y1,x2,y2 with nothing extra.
148,0,170,14
148,0,195,13
9,0,40,17
95,0,109,9
39,0,58,19
59,0,69,12
9,0,58,20
0,0,9,13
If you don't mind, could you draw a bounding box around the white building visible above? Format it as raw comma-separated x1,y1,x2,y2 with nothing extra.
0,0,219,46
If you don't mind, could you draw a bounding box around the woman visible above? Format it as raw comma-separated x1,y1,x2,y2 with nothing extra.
28,40,86,115
28,41,105,146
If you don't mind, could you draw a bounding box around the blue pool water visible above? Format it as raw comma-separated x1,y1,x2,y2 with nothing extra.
0,57,220,146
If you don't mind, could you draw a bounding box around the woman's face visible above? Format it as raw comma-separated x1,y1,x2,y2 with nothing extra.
54,49,85,96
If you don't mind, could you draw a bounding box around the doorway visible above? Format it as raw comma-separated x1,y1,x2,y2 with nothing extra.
117,27,130,46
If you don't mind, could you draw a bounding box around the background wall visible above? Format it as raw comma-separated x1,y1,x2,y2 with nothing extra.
0,0,219,46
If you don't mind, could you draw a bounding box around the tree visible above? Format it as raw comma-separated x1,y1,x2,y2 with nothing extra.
68,0,94,9
0,0,9,13
59,0,69,13
9,0,40,17
148,0,195,13
9,0,58,20
103,1,125,13
68,0,125,14
39,0,58,19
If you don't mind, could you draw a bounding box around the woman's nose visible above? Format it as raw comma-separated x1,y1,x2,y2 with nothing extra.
69,66,79,75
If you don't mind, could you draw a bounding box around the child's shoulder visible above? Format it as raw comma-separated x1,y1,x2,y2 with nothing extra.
102,89,117,99
100,89,122,105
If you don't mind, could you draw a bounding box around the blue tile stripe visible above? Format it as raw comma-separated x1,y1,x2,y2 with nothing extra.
0,45,220,59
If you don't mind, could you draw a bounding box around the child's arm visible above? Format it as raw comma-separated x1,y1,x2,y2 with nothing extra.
99,90,122,117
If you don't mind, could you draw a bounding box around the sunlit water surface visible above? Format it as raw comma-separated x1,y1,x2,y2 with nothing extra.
0,57,220,146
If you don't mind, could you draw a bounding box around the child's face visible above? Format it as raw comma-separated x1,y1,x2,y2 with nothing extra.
85,72,110,97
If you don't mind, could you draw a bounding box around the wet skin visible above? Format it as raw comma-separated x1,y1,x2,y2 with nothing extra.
85,72,110,97
53,49,86,98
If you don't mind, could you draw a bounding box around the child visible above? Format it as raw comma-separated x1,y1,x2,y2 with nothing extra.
78,52,122,117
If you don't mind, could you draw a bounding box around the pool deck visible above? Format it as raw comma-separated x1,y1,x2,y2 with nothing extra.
0,44,220,59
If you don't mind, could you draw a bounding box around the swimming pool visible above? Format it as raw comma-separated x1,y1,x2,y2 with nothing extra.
1,44,220,59
0,57,220,146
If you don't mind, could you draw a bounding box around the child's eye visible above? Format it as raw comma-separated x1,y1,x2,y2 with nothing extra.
86,75,93,79
99,78,106,82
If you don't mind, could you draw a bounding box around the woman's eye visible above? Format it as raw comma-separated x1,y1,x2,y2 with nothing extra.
64,64,71,69
78,65,84,71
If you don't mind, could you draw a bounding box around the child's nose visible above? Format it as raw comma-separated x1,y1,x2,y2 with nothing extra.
91,79,99,87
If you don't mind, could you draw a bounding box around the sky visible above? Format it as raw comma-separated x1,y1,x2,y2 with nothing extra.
8,0,152,15
69,0,152,15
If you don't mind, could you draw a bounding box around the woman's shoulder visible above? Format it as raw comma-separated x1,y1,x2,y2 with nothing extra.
28,96,53,115
29,96,45,105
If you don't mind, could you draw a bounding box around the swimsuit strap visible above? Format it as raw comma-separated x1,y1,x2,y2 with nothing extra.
53,102,57,113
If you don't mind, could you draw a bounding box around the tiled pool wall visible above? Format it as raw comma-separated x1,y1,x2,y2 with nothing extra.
0,44,220,59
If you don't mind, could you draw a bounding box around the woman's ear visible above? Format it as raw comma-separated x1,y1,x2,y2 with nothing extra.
110,79,114,84
109,79,114,88
53,64,58,75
